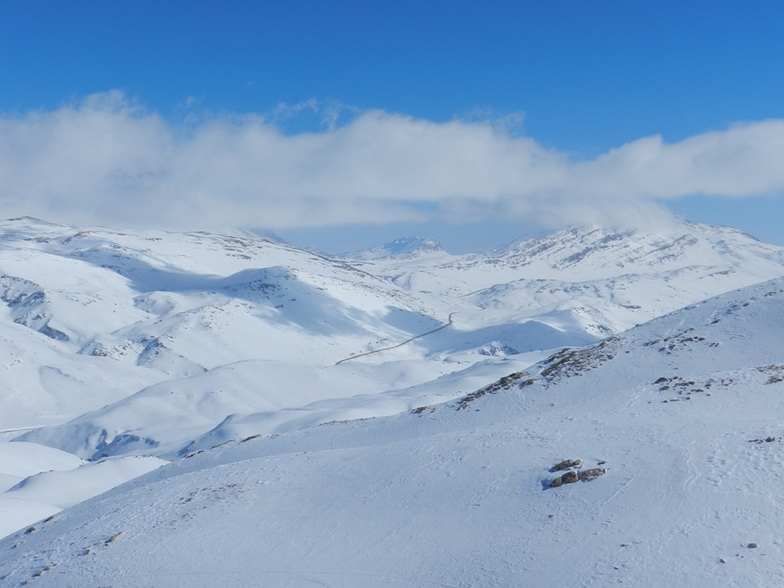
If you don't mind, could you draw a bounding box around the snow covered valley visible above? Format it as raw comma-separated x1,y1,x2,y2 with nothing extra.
1,217,784,586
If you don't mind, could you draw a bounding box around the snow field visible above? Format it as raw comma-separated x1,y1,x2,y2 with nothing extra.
1,218,784,585
3,277,784,585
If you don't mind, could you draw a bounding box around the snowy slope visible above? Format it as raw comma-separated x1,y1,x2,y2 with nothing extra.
13,220,784,464
2,216,784,545
0,217,456,432
366,223,784,336
0,218,777,412
18,352,556,460
3,278,784,586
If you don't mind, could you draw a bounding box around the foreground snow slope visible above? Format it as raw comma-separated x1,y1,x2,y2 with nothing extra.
4,278,784,586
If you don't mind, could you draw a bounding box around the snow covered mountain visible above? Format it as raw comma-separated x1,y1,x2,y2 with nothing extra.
364,223,784,335
338,236,446,260
3,274,784,586
1,215,784,569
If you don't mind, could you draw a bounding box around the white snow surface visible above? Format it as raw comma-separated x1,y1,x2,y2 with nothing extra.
2,217,784,584
0,442,83,483
3,277,784,586
2,455,167,509
3,217,782,460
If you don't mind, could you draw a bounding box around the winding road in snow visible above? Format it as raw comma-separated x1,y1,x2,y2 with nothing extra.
336,312,456,365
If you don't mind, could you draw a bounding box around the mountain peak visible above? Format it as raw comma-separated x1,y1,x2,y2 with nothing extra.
341,236,445,260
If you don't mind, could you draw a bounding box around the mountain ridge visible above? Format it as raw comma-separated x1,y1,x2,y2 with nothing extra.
2,216,784,553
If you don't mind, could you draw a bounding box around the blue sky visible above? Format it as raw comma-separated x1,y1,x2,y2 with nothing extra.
1,1,783,252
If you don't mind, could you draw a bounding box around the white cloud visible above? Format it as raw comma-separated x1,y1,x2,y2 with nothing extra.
1,92,783,231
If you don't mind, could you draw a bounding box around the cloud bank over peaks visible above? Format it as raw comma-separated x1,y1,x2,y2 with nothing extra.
0,91,783,232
